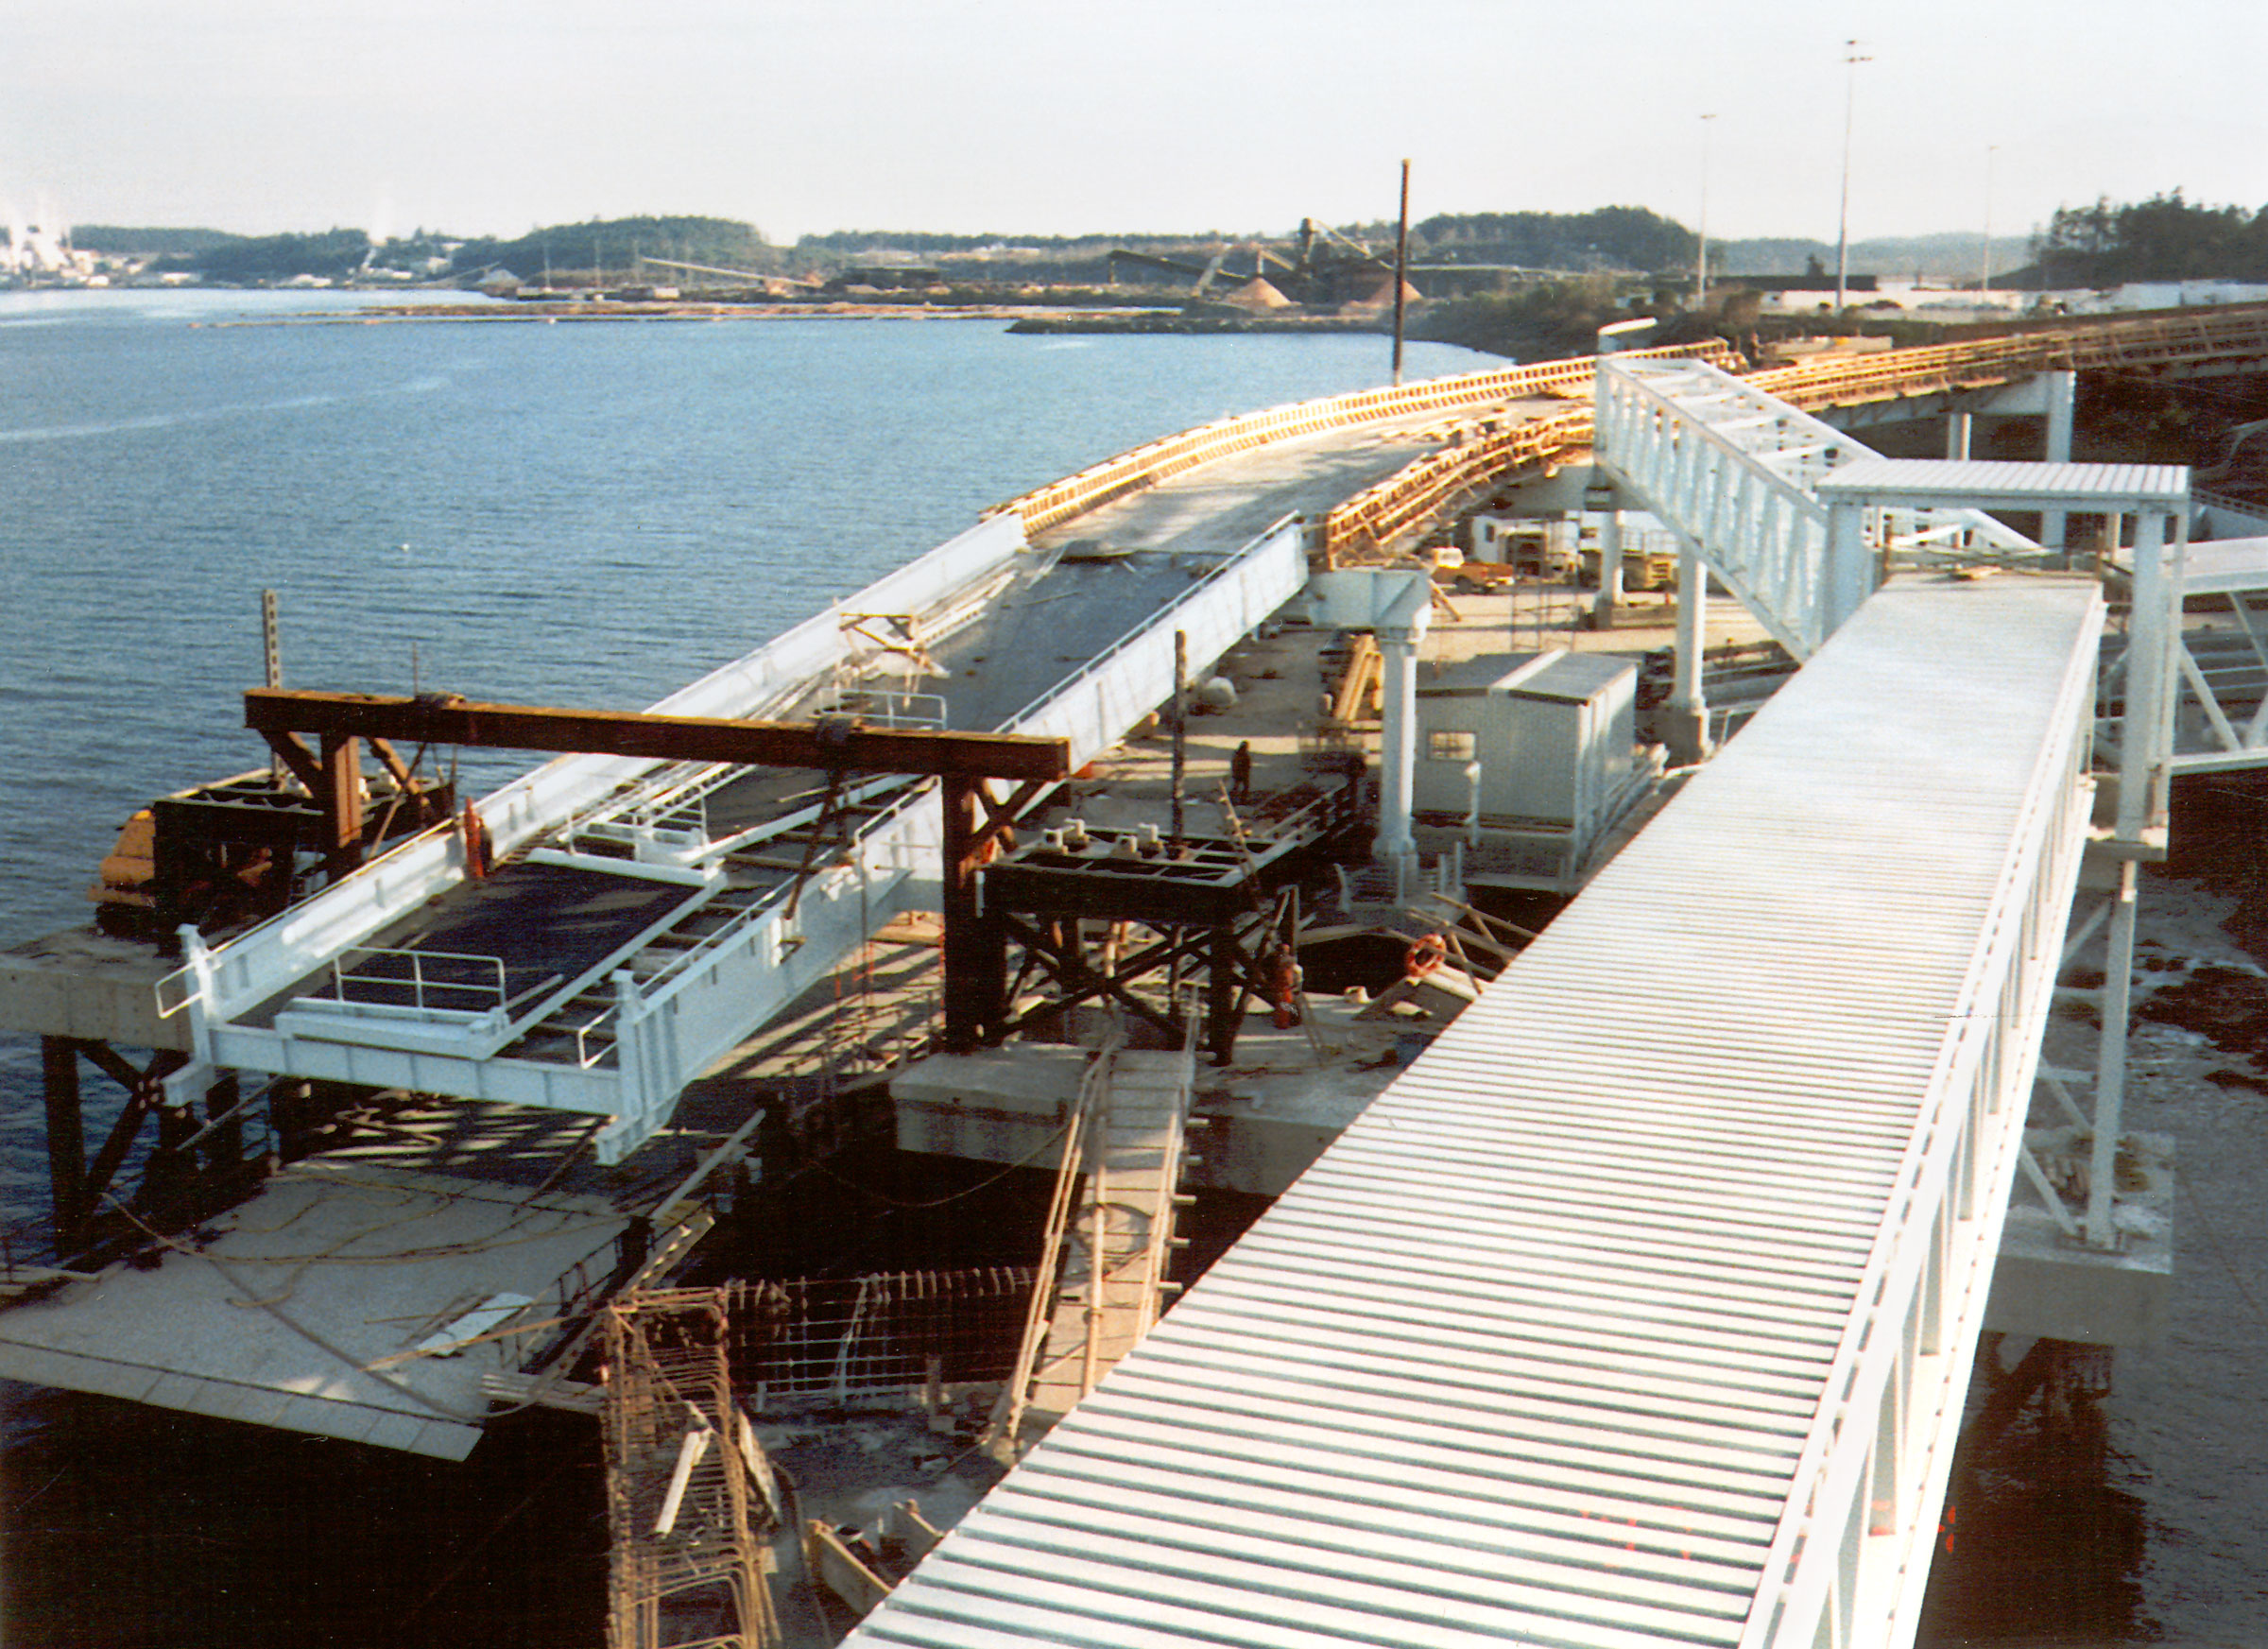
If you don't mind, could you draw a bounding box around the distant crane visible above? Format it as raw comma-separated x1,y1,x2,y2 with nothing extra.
1108,220,1400,308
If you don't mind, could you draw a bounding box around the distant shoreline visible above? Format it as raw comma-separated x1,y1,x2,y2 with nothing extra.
206,299,1375,331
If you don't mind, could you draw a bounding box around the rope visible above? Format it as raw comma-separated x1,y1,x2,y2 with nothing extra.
806,1120,1074,1211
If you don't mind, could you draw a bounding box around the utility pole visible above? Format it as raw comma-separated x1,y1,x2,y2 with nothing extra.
1834,40,1870,313
1696,113,1717,311
1391,158,1411,386
1981,144,1999,298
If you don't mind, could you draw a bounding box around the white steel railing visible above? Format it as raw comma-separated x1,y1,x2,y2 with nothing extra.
1743,590,2103,1649
1595,357,2039,658
2144,540,2268,777
157,513,1032,1036
593,515,1306,1157
324,946,510,1016
1000,514,1309,766
821,687,949,730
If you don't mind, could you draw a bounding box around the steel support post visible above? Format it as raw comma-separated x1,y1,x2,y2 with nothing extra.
2119,509,2175,844
1592,507,1624,627
203,1070,244,1170
1374,627,1420,870
318,731,364,881
2041,369,2075,551
939,776,1006,1051
1667,540,1710,764
1206,922,1238,1066
2086,858,2139,1249
40,1037,86,1248
1823,500,1874,636
1945,413,1972,461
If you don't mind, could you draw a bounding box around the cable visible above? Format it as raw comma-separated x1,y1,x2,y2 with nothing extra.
806,1120,1073,1211
102,1194,487,1423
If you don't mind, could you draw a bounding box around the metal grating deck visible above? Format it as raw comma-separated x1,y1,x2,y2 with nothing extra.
845,576,2105,1648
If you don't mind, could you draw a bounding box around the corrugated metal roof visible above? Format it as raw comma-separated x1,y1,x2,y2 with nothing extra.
848,577,2103,1649
1423,650,1634,702
1816,456,2190,507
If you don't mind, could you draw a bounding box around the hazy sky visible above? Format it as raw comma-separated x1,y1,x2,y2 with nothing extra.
3,0,2260,247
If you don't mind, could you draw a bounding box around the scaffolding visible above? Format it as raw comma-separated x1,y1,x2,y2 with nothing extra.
604,1289,780,1649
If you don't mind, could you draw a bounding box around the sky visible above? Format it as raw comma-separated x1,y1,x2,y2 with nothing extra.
1,0,2261,248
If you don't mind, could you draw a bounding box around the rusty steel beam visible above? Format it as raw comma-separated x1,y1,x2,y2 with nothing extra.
246,688,1072,781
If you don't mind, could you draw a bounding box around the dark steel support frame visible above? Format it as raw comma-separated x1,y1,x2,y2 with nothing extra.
38,1037,191,1252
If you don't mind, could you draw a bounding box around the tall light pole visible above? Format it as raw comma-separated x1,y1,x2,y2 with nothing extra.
1391,157,1411,386
1834,40,1870,313
1696,113,1717,311
1980,144,1999,298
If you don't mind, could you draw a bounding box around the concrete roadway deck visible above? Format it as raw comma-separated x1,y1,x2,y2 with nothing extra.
1027,399,1574,561
301,398,1510,1035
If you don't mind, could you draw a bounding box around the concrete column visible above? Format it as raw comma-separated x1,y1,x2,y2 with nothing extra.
2041,369,2076,551
1592,508,1624,628
1666,541,1710,764
1375,627,1421,867
1945,412,1972,461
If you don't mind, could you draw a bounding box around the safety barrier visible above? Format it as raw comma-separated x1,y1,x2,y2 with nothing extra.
1754,302,2268,412
990,342,1739,538
1744,587,2101,1647
1321,409,1593,563
1314,306,2268,566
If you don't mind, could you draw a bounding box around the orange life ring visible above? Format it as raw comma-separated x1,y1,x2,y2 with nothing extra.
1404,933,1446,980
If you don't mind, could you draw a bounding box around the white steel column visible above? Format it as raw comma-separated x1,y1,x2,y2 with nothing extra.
2119,507,2177,844
1375,625,1421,873
2042,369,2076,550
1946,413,1972,461
2086,859,2139,1249
1823,498,1874,632
1669,539,1710,762
1593,507,1624,627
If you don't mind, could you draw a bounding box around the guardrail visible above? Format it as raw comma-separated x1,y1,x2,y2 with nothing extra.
325,946,511,1016
1321,408,1591,563
1745,588,2103,1647
997,512,1311,765
1315,345,1744,563
1314,307,2268,567
990,341,1742,539
1752,302,2268,412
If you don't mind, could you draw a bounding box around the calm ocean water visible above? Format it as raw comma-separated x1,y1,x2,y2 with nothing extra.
1,290,2261,1645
